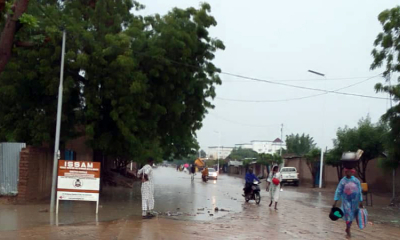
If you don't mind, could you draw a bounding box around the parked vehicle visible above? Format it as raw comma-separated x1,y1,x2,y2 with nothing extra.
244,180,261,204
208,168,218,180
280,167,299,186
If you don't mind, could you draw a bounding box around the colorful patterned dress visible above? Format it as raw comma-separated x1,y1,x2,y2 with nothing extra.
334,176,363,227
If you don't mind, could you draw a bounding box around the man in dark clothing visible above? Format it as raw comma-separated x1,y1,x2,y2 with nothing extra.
243,168,260,196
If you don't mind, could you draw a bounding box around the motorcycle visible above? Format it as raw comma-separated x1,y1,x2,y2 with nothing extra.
244,180,261,204
202,175,208,182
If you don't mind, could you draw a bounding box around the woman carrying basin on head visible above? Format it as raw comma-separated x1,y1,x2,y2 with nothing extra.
333,167,363,238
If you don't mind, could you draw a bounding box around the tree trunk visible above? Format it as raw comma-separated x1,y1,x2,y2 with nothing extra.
0,0,30,73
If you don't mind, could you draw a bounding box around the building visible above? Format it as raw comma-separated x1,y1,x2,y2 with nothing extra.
234,138,286,154
234,143,253,149
207,146,234,160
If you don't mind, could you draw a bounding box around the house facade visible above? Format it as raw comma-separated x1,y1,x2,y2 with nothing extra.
207,146,234,160
234,138,286,154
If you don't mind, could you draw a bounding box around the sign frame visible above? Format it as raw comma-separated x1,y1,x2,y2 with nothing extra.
56,160,101,214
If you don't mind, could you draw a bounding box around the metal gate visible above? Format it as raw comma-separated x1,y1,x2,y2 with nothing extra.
0,142,26,195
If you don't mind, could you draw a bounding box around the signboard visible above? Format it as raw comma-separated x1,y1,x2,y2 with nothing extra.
56,160,101,214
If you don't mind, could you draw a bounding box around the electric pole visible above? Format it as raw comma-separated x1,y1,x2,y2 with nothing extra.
388,74,396,203
50,30,66,213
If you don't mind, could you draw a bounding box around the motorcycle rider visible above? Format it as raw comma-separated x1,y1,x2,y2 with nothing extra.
243,168,260,196
202,167,209,181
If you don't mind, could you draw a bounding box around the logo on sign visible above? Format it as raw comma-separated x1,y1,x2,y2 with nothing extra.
73,179,83,188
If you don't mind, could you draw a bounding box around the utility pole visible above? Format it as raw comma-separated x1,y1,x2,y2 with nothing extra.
279,124,283,156
218,132,221,172
280,124,284,169
50,30,66,213
308,70,326,189
387,74,396,203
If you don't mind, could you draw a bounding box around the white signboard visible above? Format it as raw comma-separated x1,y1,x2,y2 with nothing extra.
56,160,101,214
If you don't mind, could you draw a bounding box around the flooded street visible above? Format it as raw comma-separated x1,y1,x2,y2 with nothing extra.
1,167,400,239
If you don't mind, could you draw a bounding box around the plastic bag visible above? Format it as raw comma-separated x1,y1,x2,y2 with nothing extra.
356,208,368,230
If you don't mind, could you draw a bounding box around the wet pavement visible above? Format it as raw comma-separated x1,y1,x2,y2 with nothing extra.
1,167,400,239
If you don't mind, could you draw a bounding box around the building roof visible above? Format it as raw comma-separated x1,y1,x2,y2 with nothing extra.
250,138,283,143
208,146,234,149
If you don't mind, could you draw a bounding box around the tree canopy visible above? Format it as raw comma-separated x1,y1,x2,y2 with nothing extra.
228,147,258,161
0,1,225,162
285,133,316,157
371,6,400,170
257,153,282,166
305,148,321,187
326,116,388,182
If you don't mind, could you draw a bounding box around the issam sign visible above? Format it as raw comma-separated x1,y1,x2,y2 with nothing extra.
56,160,101,214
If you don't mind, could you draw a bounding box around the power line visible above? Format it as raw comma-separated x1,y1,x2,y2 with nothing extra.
216,74,384,103
218,73,386,101
222,76,378,83
35,7,386,101
133,51,387,100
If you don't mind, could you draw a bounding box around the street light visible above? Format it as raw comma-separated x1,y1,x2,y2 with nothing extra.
213,130,221,172
50,30,67,213
308,69,326,189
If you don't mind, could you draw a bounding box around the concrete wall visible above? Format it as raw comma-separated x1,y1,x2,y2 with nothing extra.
285,157,400,193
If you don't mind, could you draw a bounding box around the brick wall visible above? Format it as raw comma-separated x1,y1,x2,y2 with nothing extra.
18,147,53,203
65,135,93,162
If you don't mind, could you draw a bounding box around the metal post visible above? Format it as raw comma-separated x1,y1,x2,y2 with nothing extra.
279,124,283,156
280,124,284,168
319,148,324,188
218,132,221,172
387,74,396,202
50,30,66,213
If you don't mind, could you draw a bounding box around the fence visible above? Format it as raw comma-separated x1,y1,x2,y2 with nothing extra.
0,142,26,195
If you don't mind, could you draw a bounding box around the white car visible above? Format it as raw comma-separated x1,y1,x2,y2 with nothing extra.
208,168,218,180
280,167,299,186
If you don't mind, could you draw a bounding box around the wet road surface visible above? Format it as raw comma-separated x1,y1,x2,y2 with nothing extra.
1,167,400,239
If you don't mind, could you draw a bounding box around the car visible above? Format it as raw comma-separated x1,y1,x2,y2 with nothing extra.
280,167,299,186
208,168,218,180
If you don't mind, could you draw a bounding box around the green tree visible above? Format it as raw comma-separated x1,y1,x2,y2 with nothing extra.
305,148,321,187
200,149,206,158
0,2,224,165
371,6,400,170
228,147,258,160
328,117,387,182
0,0,31,73
285,133,316,156
325,147,344,182
257,153,282,166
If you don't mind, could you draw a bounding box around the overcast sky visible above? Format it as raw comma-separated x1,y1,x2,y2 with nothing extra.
141,0,399,152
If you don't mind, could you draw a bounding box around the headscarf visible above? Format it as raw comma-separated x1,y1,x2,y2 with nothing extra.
344,168,356,174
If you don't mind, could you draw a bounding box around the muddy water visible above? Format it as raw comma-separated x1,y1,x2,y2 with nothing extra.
1,167,400,239
0,167,246,231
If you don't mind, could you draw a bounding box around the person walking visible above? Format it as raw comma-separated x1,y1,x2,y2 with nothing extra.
191,163,196,181
268,165,282,210
333,168,363,237
138,157,155,219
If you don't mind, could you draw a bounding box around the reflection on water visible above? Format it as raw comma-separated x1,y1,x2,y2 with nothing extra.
0,167,245,231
